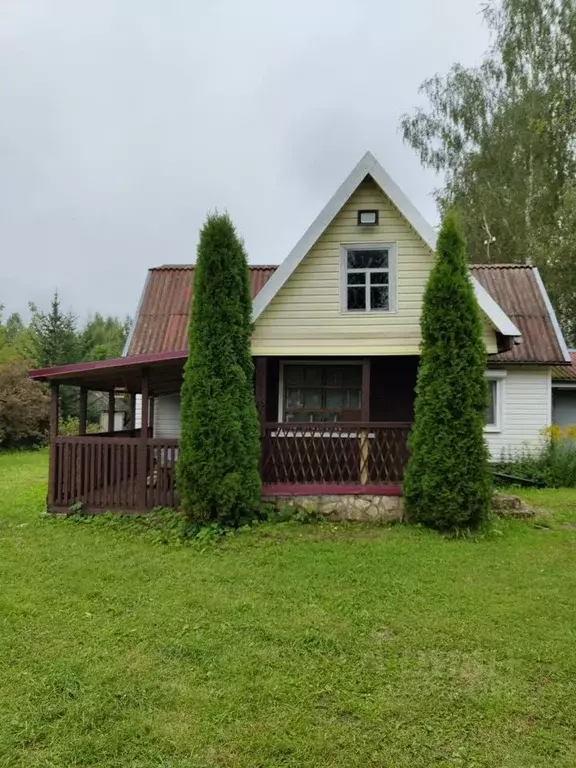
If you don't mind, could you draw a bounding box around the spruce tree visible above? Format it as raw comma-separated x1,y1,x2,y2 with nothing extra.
178,213,261,525
403,211,492,530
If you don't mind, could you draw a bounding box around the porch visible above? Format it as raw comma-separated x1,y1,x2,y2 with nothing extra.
31,353,416,513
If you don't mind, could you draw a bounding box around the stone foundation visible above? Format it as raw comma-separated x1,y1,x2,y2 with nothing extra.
267,494,404,523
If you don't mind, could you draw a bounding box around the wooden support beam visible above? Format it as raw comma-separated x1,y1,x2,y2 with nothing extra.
149,397,155,438
361,357,371,422
108,391,115,434
50,383,60,439
48,383,60,509
254,357,267,429
129,393,137,430
79,387,88,436
137,369,150,510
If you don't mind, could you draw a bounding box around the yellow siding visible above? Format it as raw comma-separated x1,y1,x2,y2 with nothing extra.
252,176,497,356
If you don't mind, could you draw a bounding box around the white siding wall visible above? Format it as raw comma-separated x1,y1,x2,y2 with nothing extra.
485,367,552,461
153,395,181,438
133,394,180,438
134,394,142,428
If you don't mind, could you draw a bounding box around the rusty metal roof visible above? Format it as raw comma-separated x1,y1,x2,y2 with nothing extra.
126,262,565,364
470,265,567,365
553,351,576,381
125,265,277,356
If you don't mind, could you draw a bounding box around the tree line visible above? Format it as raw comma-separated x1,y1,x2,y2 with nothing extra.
401,0,576,344
0,292,131,448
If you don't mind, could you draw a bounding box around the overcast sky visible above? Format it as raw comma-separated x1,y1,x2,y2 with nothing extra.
0,0,490,321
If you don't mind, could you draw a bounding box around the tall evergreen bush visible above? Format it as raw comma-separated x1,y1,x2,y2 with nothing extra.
404,210,492,530
178,214,261,525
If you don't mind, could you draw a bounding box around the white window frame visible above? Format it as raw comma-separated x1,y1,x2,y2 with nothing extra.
340,242,398,314
484,370,506,433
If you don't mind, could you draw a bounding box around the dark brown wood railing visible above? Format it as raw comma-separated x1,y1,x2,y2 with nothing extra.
50,436,179,512
48,423,410,512
260,422,411,486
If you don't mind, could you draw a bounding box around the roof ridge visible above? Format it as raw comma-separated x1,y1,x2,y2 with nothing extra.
150,264,279,271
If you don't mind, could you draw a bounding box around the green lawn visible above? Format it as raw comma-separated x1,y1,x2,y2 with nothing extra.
1,451,576,767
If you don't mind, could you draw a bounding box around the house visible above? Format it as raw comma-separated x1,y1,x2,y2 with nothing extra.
90,392,130,433
552,351,576,427
30,152,571,513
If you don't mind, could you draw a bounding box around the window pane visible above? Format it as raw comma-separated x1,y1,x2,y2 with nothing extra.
343,367,362,386
485,380,496,424
326,390,344,408
347,249,388,269
347,272,366,286
326,367,344,386
286,388,303,408
304,389,322,408
370,272,389,285
285,366,304,386
285,411,310,422
345,389,361,409
370,285,389,310
304,366,323,386
348,286,366,310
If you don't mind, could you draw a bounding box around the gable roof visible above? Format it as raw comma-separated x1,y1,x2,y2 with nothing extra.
125,262,565,364
470,265,570,365
125,265,276,356
251,151,520,338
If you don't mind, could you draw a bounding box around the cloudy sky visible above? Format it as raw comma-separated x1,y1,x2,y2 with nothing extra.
0,0,490,320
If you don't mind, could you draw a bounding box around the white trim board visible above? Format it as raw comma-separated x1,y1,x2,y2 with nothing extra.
252,151,521,338
532,267,571,362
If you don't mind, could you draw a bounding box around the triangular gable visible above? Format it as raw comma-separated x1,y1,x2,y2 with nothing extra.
252,151,520,338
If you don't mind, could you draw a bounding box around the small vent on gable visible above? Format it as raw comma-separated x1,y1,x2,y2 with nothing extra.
357,209,379,226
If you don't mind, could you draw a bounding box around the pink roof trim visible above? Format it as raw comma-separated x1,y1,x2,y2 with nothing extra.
30,349,187,381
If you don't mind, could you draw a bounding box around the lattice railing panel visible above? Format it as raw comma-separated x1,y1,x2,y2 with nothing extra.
261,423,411,486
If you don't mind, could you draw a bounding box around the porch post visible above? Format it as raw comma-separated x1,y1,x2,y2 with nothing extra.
360,358,371,485
149,397,155,437
129,393,137,430
137,369,150,510
79,387,88,436
48,383,59,508
254,357,267,483
254,357,267,429
361,357,371,422
108,391,115,434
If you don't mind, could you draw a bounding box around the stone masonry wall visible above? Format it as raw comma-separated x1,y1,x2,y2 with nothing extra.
266,494,404,523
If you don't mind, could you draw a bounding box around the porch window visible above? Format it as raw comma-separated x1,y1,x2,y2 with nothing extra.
283,364,362,422
341,244,396,312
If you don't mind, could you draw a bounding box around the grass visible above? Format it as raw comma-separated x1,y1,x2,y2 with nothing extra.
1,451,576,767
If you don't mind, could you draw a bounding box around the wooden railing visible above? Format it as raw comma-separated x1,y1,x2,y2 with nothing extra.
50,436,179,512
260,422,411,486
48,423,411,512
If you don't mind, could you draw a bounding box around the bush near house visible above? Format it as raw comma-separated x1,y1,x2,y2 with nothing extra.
404,210,492,530
0,359,50,449
178,213,261,525
496,425,576,488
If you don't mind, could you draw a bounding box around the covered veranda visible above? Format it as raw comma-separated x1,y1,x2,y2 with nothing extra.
31,353,412,513
30,351,186,513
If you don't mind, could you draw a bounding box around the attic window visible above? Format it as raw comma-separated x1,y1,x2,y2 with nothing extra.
341,244,397,312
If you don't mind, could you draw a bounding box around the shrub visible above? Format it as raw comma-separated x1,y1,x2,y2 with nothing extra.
178,213,261,526
403,210,492,530
496,426,576,488
0,359,50,449
58,417,100,436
